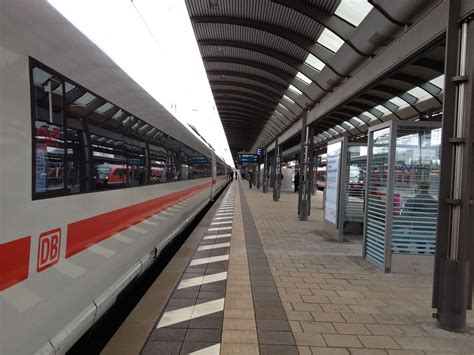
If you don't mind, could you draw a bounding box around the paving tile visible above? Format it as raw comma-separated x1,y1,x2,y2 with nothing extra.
256,319,291,331
222,330,258,344
299,321,337,334
285,310,313,321
310,348,350,355
322,334,363,348
223,318,256,330
179,341,217,355
310,312,346,323
333,322,370,335
223,308,255,319
188,315,223,329
366,324,404,336
184,328,222,344
149,328,187,342
393,336,438,351
358,335,401,349
292,332,326,346
341,312,377,324
142,341,182,355
220,342,259,355
258,330,295,345
260,344,299,354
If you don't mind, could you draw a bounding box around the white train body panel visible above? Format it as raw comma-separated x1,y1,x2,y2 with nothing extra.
0,1,229,354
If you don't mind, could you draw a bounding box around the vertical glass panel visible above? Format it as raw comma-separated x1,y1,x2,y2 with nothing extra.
343,145,367,225
149,145,168,184
335,0,373,26
391,126,441,255
127,119,147,187
365,127,390,266
32,67,65,194
317,28,344,53
65,118,85,194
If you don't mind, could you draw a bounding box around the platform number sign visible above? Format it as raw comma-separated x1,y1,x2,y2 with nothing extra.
37,228,61,272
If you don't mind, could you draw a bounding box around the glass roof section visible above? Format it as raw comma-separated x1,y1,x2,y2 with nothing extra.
351,117,364,125
362,111,379,122
282,95,295,104
75,92,96,106
33,67,52,85
389,96,410,109
277,103,290,112
430,75,445,89
374,105,390,114
304,53,325,71
112,109,123,119
317,28,344,53
406,86,429,100
335,0,373,27
296,71,312,85
96,102,114,114
288,84,302,95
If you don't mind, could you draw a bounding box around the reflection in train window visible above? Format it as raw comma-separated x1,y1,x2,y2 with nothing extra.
31,59,213,199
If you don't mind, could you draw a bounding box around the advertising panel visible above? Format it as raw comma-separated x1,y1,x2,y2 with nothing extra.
324,140,342,225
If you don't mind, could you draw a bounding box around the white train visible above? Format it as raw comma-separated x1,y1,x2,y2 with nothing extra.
0,2,230,354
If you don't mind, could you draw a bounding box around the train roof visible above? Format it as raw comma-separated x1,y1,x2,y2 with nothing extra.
0,0,212,156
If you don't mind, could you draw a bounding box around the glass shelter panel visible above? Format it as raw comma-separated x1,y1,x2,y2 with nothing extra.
325,141,342,224
391,127,441,255
343,146,367,225
365,128,390,266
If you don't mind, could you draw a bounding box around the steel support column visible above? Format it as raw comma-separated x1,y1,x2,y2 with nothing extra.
307,125,315,216
273,137,282,202
298,112,308,219
433,0,473,332
256,158,261,189
263,151,269,193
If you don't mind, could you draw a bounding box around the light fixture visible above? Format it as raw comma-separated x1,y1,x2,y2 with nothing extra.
209,0,219,9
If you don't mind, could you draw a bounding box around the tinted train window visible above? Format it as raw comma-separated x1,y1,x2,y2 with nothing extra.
31,59,212,199
32,67,66,195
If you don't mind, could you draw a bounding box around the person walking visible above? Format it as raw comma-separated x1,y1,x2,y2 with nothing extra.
294,171,300,192
235,171,238,180
248,170,253,189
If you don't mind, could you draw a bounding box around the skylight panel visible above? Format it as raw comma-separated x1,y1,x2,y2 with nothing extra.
335,0,373,26
296,71,312,85
375,105,390,114
65,82,76,93
351,116,364,125
362,111,379,122
317,28,344,53
304,53,325,71
277,103,289,111
407,86,429,100
389,97,410,109
96,102,114,114
33,67,52,85
75,92,96,106
112,109,123,119
282,95,295,104
288,84,302,95
430,75,445,89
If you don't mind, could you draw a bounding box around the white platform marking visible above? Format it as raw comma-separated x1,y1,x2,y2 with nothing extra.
203,233,231,240
198,242,231,251
211,220,232,226
190,344,220,355
208,226,232,232
178,272,227,289
113,233,133,244
142,220,159,226
129,226,148,234
189,254,229,266
213,216,233,221
151,215,168,221
157,298,225,328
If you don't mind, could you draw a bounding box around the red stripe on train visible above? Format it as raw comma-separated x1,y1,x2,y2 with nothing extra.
0,236,31,291
65,181,212,259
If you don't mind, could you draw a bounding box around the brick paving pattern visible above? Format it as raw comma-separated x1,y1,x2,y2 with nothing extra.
241,183,474,354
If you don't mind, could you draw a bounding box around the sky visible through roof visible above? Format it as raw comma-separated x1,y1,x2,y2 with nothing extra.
48,0,234,165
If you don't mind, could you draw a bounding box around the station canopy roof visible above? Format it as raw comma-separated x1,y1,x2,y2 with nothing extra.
185,0,440,158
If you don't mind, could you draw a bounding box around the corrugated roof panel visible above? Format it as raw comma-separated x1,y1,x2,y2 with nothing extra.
193,23,307,61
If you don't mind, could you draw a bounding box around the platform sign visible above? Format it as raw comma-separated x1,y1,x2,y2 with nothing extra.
325,140,342,225
256,147,264,156
238,154,257,163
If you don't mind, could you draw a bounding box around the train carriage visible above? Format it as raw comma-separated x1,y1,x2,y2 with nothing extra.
0,1,230,354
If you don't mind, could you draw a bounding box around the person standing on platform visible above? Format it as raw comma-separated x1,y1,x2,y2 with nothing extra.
294,171,300,192
235,171,238,180
248,170,253,189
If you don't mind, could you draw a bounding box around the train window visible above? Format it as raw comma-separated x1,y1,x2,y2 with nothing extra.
32,66,66,195
30,59,212,199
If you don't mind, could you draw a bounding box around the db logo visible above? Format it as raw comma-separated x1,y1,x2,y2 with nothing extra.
37,228,61,272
